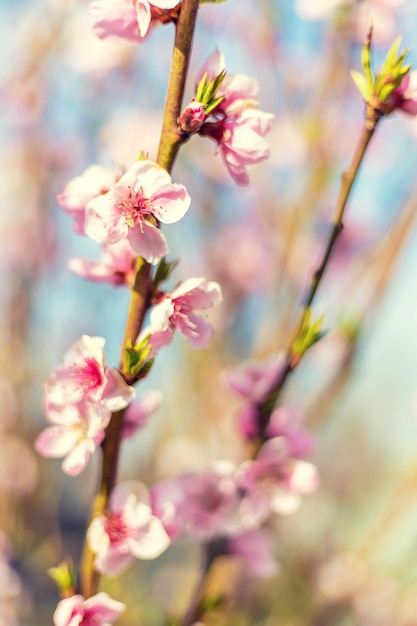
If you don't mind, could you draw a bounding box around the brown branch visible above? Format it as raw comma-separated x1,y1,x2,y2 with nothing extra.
78,0,200,597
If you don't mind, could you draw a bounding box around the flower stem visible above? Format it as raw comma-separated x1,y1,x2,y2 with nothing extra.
256,108,380,437
78,0,200,598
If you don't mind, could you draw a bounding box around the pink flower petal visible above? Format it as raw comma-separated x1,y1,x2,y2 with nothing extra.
127,221,168,264
151,184,191,224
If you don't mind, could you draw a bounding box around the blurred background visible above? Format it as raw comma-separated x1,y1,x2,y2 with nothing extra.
2,0,417,623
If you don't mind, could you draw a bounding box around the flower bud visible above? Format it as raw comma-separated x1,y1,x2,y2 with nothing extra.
178,101,206,134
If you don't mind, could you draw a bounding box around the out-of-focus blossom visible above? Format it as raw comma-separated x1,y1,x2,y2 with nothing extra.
177,461,240,539
150,478,185,540
91,0,179,44
85,160,190,264
44,335,134,410
226,354,284,403
266,407,315,458
57,165,115,234
53,592,125,626
226,354,285,439
35,399,111,476
122,389,163,438
195,50,273,186
384,71,417,116
87,481,170,575
68,240,137,287
237,437,319,527
227,529,279,578
148,277,222,350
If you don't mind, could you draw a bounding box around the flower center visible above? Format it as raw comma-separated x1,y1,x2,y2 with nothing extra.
104,513,129,545
68,357,103,392
118,187,151,228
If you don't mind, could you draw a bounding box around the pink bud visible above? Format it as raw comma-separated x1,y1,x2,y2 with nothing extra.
178,101,206,134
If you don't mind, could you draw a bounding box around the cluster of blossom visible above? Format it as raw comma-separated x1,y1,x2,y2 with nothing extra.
179,49,274,185
34,335,136,475
90,1,275,187
83,401,318,579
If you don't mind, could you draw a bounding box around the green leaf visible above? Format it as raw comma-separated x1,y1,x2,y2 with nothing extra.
124,336,153,378
201,69,226,105
48,560,75,596
153,257,179,287
350,70,371,101
204,95,225,115
361,26,373,85
195,73,207,104
291,309,326,359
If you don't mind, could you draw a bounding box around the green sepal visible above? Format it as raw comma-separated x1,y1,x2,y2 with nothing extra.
124,336,153,379
361,26,373,85
291,309,326,359
199,0,227,4
350,70,372,101
195,73,208,104
48,560,75,596
194,69,226,115
201,69,226,105
204,95,225,115
153,257,179,288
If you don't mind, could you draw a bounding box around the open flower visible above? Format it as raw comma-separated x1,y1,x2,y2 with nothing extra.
85,160,190,264
149,277,222,349
195,50,273,185
68,239,137,287
44,335,135,411
57,165,115,234
87,481,170,575
35,399,111,476
177,462,240,539
237,437,319,527
91,0,180,43
53,592,125,626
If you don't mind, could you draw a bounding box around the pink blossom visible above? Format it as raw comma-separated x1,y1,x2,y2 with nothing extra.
195,51,273,185
226,354,285,403
266,407,315,458
44,335,135,411
57,165,115,234
214,109,274,186
150,478,185,540
87,481,170,575
53,592,125,626
91,0,179,44
227,529,279,578
34,399,111,476
68,240,137,287
177,462,240,539
149,277,222,349
85,160,190,264
195,48,224,85
384,71,417,116
121,389,163,438
237,437,319,527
